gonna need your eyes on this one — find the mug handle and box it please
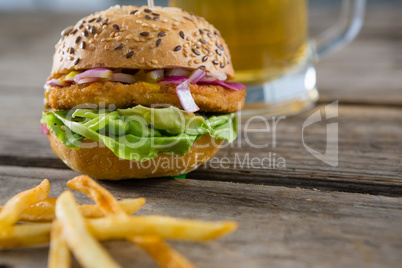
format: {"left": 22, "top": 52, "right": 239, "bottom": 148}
{"left": 312, "top": 0, "right": 366, "bottom": 61}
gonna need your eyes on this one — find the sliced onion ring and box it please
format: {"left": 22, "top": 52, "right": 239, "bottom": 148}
{"left": 46, "top": 78, "right": 68, "bottom": 87}
{"left": 75, "top": 77, "right": 100, "bottom": 84}
{"left": 166, "top": 68, "right": 191, "bottom": 77}
{"left": 188, "top": 69, "right": 206, "bottom": 84}
{"left": 74, "top": 68, "right": 112, "bottom": 83}
{"left": 176, "top": 80, "right": 199, "bottom": 113}
{"left": 199, "top": 80, "right": 246, "bottom": 90}
{"left": 41, "top": 123, "right": 49, "bottom": 135}
{"left": 112, "top": 73, "right": 136, "bottom": 84}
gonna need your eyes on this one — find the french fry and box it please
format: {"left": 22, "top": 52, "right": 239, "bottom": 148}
{"left": 0, "top": 223, "right": 51, "bottom": 249}
{"left": 56, "top": 191, "right": 121, "bottom": 268}
{"left": 0, "top": 179, "right": 49, "bottom": 229}
{"left": 68, "top": 175, "right": 196, "bottom": 268}
{"left": 0, "top": 215, "right": 236, "bottom": 248}
{"left": 128, "top": 236, "right": 196, "bottom": 268}
{"left": 67, "top": 175, "right": 127, "bottom": 217}
{"left": 48, "top": 221, "right": 70, "bottom": 268}
{"left": 87, "top": 216, "right": 237, "bottom": 242}
{"left": 0, "top": 197, "right": 146, "bottom": 223}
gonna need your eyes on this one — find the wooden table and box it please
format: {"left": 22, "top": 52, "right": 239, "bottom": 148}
{"left": 0, "top": 2, "right": 401, "bottom": 267}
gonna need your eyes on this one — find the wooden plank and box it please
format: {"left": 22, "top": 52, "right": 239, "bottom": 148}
{"left": 0, "top": 166, "right": 401, "bottom": 268}
{"left": 0, "top": 84, "right": 400, "bottom": 194}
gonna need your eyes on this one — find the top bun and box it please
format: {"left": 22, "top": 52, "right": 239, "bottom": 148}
{"left": 52, "top": 5, "right": 234, "bottom": 78}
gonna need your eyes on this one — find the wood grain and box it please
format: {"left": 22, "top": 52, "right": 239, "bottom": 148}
{"left": 0, "top": 166, "right": 401, "bottom": 268}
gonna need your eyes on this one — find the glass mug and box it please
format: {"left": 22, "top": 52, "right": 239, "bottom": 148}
{"left": 169, "top": 0, "right": 366, "bottom": 117}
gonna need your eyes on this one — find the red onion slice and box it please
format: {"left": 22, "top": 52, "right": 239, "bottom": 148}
{"left": 166, "top": 68, "right": 191, "bottom": 77}
{"left": 158, "top": 76, "right": 188, "bottom": 84}
{"left": 75, "top": 77, "right": 100, "bottom": 84}
{"left": 112, "top": 73, "right": 136, "bottom": 84}
{"left": 41, "top": 123, "right": 49, "bottom": 134}
{"left": 176, "top": 80, "right": 199, "bottom": 113}
{"left": 46, "top": 78, "right": 68, "bottom": 87}
{"left": 74, "top": 68, "right": 112, "bottom": 83}
{"left": 188, "top": 69, "right": 206, "bottom": 84}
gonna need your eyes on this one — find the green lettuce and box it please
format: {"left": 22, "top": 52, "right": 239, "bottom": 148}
{"left": 41, "top": 105, "right": 237, "bottom": 162}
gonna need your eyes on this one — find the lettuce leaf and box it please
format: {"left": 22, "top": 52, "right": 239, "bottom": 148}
{"left": 41, "top": 105, "right": 237, "bottom": 162}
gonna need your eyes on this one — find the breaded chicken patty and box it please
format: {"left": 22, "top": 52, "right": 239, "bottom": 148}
{"left": 45, "top": 81, "right": 246, "bottom": 113}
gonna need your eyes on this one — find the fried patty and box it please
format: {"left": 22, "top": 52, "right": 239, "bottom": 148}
{"left": 45, "top": 81, "right": 246, "bottom": 113}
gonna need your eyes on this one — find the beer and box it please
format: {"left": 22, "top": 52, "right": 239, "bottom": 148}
{"left": 169, "top": 0, "right": 308, "bottom": 85}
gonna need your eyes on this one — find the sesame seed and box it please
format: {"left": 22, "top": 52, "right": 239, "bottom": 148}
{"left": 207, "top": 33, "right": 214, "bottom": 38}
{"left": 192, "top": 48, "right": 201, "bottom": 55}
{"left": 117, "top": 36, "right": 123, "bottom": 41}
{"left": 73, "top": 58, "right": 80, "bottom": 65}
{"left": 153, "top": 16, "right": 160, "bottom": 21}
{"left": 183, "top": 16, "right": 193, "bottom": 22}
{"left": 88, "top": 18, "right": 96, "bottom": 23}
{"left": 89, "top": 38, "right": 94, "bottom": 44}
{"left": 199, "top": 38, "right": 207, "bottom": 44}
{"left": 216, "top": 49, "right": 221, "bottom": 55}
{"left": 152, "top": 12, "right": 160, "bottom": 16}
{"left": 105, "top": 43, "right": 111, "bottom": 49}
{"left": 194, "top": 59, "right": 201, "bottom": 64}
{"left": 82, "top": 30, "right": 88, "bottom": 37}
{"left": 144, "top": 8, "right": 152, "bottom": 13}
{"left": 145, "top": 15, "right": 152, "bottom": 20}
{"left": 220, "top": 63, "right": 225, "bottom": 68}
{"left": 139, "top": 57, "right": 145, "bottom": 63}
{"left": 94, "top": 33, "right": 99, "bottom": 38}
{"left": 158, "top": 31, "right": 166, "bottom": 37}
{"left": 114, "top": 43, "right": 123, "bottom": 50}
{"left": 75, "top": 36, "right": 81, "bottom": 44}
{"left": 199, "top": 29, "right": 204, "bottom": 35}
{"left": 136, "top": 20, "right": 142, "bottom": 24}
{"left": 101, "top": 19, "right": 109, "bottom": 25}
{"left": 156, "top": 38, "right": 162, "bottom": 47}
{"left": 69, "top": 47, "right": 74, "bottom": 54}
{"left": 140, "top": 32, "right": 149, "bottom": 36}
{"left": 151, "top": 59, "right": 158, "bottom": 64}
{"left": 70, "top": 29, "right": 78, "bottom": 35}
{"left": 162, "top": 18, "right": 168, "bottom": 23}
{"left": 179, "top": 31, "right": 185, "bottom": 39}
{"left": 126, "top": 34, "right": 133, "bottom": 39}
{"left": 126, "top": 51, "right": 134, "bottom": 58}
{"left": 102, "top": 25, "right": 107, "bottom": 30}
{"left": 90, "top": 26, "right": 96, "bottom": 34}
{"left": 85, "top": 25, "right": 91, "bottom": 30}
{"left": 113, "top": 24, "right": 120, "bottom": 31}
{"left": 80, "top": 41, "right": 86, "bottom": 49}
{"left": 69, "top": 56, "right": 74, "bottom": 61}
{"left": 142, "top": 23, "right": 149, "bottom": 27}
{"left": 212, "top": 59, "right": 219, "bottom": 65}
{"left": 202, "top": 56, "right": 208, "bottom": 62}
{"left": 173, "top": 22, "right": 179, "bottom": 26}
{"left": 216, "top": 43, "right": 225, "bottom": 51}
{"left": 130, "top": 10, "right": 138, "bottom": 15}
{"left": 96, "top": 17, "right": 102, "bottom": 23}
{"left": 199, "top": 65, "right": 206, "bottom": 70}
{"left": 134, "top": 37, "right": 140, "bottom": 42}
{"left": 174, "top": 45, "right": 182, "bottom": 51}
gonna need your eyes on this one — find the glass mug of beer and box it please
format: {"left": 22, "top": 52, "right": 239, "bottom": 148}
{"left": 169, "top": 0, "right": 366, "bottom": 117}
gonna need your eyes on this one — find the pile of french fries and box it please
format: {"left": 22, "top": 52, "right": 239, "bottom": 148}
{"left": 0, "top": 176, "right": 237, "bottom": 268}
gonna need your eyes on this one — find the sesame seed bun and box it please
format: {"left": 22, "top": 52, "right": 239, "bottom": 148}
{"left": 47, "top": 130, "right": 223, "bottom": 180}
{"left": 52, "top": 5, "right": 235, "bottom": 78}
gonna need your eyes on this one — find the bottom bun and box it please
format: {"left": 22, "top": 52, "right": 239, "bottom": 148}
{"left": 48, "top": 131, "right": 223, "bottom": 180}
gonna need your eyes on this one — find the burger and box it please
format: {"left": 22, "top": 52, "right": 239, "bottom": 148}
{"left": 41, "top": 5, "right": 246, "bottom": 180}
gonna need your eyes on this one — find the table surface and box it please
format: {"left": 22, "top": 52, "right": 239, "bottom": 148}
{"left": 0, "top": 2, "right": 401, "bottom": 268}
